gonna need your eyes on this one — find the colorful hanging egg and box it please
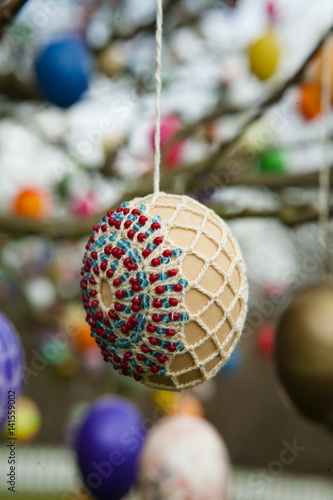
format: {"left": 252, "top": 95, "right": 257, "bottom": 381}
{"left": 69, "top": 190, "right": 99, "bottom": 219}
{"left": 249, "top": 31, "right": 280, "bottom": 81}
{"left": 12, "top": 187, "right": 52, "bottom": 220}
{"left": 0, "top": 312, "right": 25, "bottom": 431}
{"left": 75, "top": 397, "right": 146, "bottom": 500}
{"left": 256, "top": 322, "right": 275, "bottom": 358}
{"left": 153, "top": 390, "right": 180, "bottom": 414}
{"left": 80, "top": 193, "right": 248, "bottom": 391}
{"left": 61, "top": 303, "right": 96, "bottom": 352}
{"left": 309, "top": 46, "right": 333, "bottom": 104}
{"left": 97, "top": 42, "right": 127, "bottom": 78}
{"left": 275, "top": 283, "right": 333, "bottom": 426}
{"left": 298, "top": 83, "right": 322, "bottom": 121}
{"left": 219, "top": 346, "right": 243, "bottom": 375}
{"left": 139, "top": 415, "right": 230, "bottom": 500}
{"left": 258, "top": 149, "right": 287, "bottom": 175}
{"left": 266, "top": 1, "right": 280, "bottom": 23}
{"left": 5, "top": 396, "right": 42, "bottom": 445}
{"left": 34, "top": 35, "right": 92, "bottom": 108}
{"left": 39, "top": 334, "right": 73, "bottom": 367}
{"left": 174, "top": 392, "right": 204, "bottom": 417}
{"left": 153, "top": 390, "right": 204, "bottom": 417}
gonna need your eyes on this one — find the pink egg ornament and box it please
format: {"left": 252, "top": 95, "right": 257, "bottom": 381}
{"left": 69, "top": 190, "right": 99, "bottom": 219}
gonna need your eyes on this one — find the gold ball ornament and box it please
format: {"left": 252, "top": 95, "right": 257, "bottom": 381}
{"left": 81, "top": 193, "right": 248, "bottom": 390}
{"left": 249, "top": 31, "right": 280, "bottom": 81}
{"left": 97, "top": 42, "right": 127, "bottom": 78}
{"left": 275, "top": 283, "right": 333, "bottom": 426}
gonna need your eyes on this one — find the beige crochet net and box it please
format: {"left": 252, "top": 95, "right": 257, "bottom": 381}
{"left": 131, "top": 193, "right": 248, "bottom": 390}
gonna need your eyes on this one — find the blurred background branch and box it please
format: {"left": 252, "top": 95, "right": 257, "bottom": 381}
{"left": 0, "top": 0, "right": 29, "bottom": 35}
{"left": 0, "top": 196, "right": 330, "bottom": 239}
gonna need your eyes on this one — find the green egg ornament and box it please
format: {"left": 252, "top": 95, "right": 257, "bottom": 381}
{"left": 258, "top": 149, "right": 287, "bottom": 175}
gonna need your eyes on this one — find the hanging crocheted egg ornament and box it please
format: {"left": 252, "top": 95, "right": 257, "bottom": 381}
{"left": 80, "top": 193, "right": 248, "bottom": 391}
{"left": 274, "top": 283, "right": 333, "bottom": 426}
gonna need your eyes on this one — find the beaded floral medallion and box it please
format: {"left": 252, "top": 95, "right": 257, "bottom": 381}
{"left": 81, "top": 200, "right": 190, "bottom": 383}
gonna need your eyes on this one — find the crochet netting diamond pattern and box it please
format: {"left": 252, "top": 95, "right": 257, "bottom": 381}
{"left": 81, "top": 193, "right": 248, "bottom": 391}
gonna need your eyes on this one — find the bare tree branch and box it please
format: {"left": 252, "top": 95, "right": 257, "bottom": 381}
{"left": 190, "top": 24, "right": 333, "bottom": 178}
{"left": 0, "top": 0, "right": 29, "bottom": 35}
{"left": 163, "top": 23, "right": 333, "bottom": 183}
{"left": 0, "top": 199, "right": 331, "bottom": 240}
{"left": 99, "top": 23, "right": 333, "bottom": 197}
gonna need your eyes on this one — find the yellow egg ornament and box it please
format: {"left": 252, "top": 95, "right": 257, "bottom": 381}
{"left": 153, "top": 390, "right": 204, "bottom": 417}
{"left": 5, "top": 397, "right": 42, "bottom": 444}
{"left": 249, "top": 31, "right": 280, "bottom": 81}
{"left": 153, "top": 390, "right": 180, "bottom": 414}
{"left": 81, "top": 193, "right": 248, "bottom": 391}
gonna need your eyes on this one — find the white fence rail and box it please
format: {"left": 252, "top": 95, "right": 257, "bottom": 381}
{"left": 0, "top": 446, "right": 332, "bottom": 500}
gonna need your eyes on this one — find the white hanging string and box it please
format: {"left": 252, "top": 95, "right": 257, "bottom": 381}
{"left": 153, "top": 0, "right": 164, "bottom": 195}
{"left": 318, "top": 35, "right": 332, "bottom": 280}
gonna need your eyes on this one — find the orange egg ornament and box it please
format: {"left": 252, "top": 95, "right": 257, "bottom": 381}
{"left": 298, "top": 83, "right": 322, "bottom": 121}
{"left": 175, "top": 392, "right": 204, "bottom": 417}
{"left": 13, "top": 188, "right": 51, "bottom": 220}
{"left": 75, "top": 321, "right": 96, "bottom": 351}
{"left": 309, "top": 47, "right": 333, "bottom": 104}
{"left": 61, "top": 303, "right": 96, "bottom": 352}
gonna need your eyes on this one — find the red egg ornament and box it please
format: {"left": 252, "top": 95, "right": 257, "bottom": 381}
{"left": 256, "top": 322, "right": 275, "bottom": 358}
